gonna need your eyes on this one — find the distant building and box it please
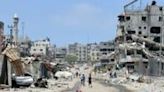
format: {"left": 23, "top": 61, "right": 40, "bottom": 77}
{"left": 19, "top": 36, "right": 31, "bottom": 57}
{"left": 68, "top": 43, "right": 78, "bottom": 55}
{"left": 30, "top": 38, "right": 50, "bottom": 55}
{"left": 55, "top": 47, "right": 67, "bottom": 62}
{"left": 68, "top": 43, "right": 87, "bottom": 62}
{"left": 77, "top": 45, "right": 87, "bottom": 62}
{"left": 48, "top": 44, "right": 56, "bottom": 60}
{"left": 68, "top": 42, "right": 115, "bottom": 63}
{"left": 99, "top": 41, "right": 115, "bottom": 64}
{"left": 87, "top": 43, "right": 99, "bottom": 62}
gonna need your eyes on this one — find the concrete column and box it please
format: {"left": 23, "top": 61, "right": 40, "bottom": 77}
{"left": 7, "top": 59, "right": 12, "bottom": 86}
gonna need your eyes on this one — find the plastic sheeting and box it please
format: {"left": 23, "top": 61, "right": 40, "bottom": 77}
{"left": 55, "top": 71, "right": 73, "bottom": 78}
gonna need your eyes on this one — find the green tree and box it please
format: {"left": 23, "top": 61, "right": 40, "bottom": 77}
{"left": 65, "top": 54, "right": 78, "bottom": 64}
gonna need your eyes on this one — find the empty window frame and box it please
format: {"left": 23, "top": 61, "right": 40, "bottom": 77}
{"left": 138, "top": 31, "right": 142, "bottom": 35}
{"left": 159, "top": 7, "right": 163, "bottom": 11}
{"left": 138, "top": 26, "right": 142, "bottom": 29}
{"left": 33, "top": 49, "right": 36, "bottom": 51}
{"left": 159, "top": 16, "right": 163, "bottom": 21}
{"left": 153, "top": 36, "right": 161, "bottom": 43}
{"left": 126, "top": 16, "right": 131, "bottom": 21}
{"left": 118, "top": 15, "right": 125, "bottom": 22}
{"left": 144, "top": 26, "right": 147, "bottom": 29}
{"left": 142, "top": 16, "right": 147, "bottom": 21}
{"left": 127, "top": 50, "right": 134, "bottom": 55}
{"left": 127, "top": 30, "right": 136, "bottom": 34}
{"left": 150, "top": 27, "right": 161, "bottom": 34}
{"left": 40, "top": 49, "right": 43, "bottom": 51}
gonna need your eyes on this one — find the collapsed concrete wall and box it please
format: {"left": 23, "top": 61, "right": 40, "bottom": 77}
{"left": 115, "top": 1, "right": 164, "bottom": 76}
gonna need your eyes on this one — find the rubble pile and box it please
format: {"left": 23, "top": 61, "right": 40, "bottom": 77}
{"left": 0, "top": 44, "right": 76, "bottom": 92}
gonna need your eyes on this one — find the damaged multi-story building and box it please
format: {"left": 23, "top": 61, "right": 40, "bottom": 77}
{"left": 0, "top": 21, "right": 4, "bottom": 53}
{"left": 87, "top": 43, "right": 99, "bottom": 62}
{"left": 55, "top": 47, "right": 67, "bottom": 62}
{"left": 30, "top": 38, "right": 51, "bottom": 55}
{"left": 115, "top": 0, "right": 164, "bottom": 76}
{"left": 68, "top": 43, "right": 87, "bottom": 62}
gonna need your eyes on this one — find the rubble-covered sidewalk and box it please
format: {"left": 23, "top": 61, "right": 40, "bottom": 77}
{"left": 1, "top": 77, "right": 79, "bottom": 92}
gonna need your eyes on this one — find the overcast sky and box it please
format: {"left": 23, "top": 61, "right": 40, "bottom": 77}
{"left": 0, "top": 0, "right": 164, "bottom": 46}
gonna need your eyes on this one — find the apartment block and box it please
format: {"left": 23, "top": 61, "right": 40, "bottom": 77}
{"left": 30, "top": 38, "right": 50, "bottom": 55}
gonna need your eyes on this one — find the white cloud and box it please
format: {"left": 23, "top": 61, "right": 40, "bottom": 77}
{"left": 50, "top": 3, "right": 113, "bottom": 30}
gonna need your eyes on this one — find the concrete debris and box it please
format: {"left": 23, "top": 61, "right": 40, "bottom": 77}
{"left": 34, "top": 78, "right": 48, "bottom": 88}
{"left": 0, "top": 84, "right": 10, "bottom": 89}
{"left": 127, "top": 74, "right": 141, "bottom": 81}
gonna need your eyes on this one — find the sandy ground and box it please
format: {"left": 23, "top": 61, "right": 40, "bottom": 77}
{"left": 0, "top": 78, "right": 79, "bottom": 92}
{"left": 80, "top": 81, "right": 119, "bottom": 92}
{"left": 2, "top": 66, "right": 164, "bottom": 92}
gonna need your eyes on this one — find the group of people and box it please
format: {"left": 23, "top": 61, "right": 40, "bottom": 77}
{"left": 80, "top": 73, "right": 92, "bottom": 87}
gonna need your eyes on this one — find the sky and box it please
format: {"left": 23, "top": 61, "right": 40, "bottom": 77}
{"left": 0, "top": 0, "right": 164, "bottom": 46}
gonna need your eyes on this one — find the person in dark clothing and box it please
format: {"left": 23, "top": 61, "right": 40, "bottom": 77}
{"left": 88, "top": 73, "right": 92, "bottom": 87}
{"left": 81, "top": 74, "right": 85, "bottom": 86}
{"left": 76, "top": 72, "right": 79, "bottom": 77}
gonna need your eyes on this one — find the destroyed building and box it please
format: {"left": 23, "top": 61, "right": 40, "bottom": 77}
{"left": 55, "top": 47, "right": 67, "bottom": 62}
{"left": 87, "top": 43, "right": 99, "bottom": 62}
{"left": 115, "top": 0, "right": 164, "bottom": 76}
{"left": 99, "top": 41, "right": 115, "bottom": 65}
{"left": 19, "top": 36, "right": 32, "bottom": 57}
{"left": 0, "top": 21, "right": 4, "bottom": 53}
{"left": 30, "top": 38, "right": 51, "bottom": 55}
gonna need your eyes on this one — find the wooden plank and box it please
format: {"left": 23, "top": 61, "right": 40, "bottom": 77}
{"left": 11, "top": 60, "right": 24, "bottom": 76}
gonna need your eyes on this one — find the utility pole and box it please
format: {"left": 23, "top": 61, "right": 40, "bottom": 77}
{"left": 7, "top": 25, "right": 13, "bottom": 87}
{"left": 8, "top": 25, "right": 13, "bottom": 45}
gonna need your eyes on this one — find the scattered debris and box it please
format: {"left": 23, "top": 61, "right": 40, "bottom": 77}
{"left": 34, "top": 78, "right": 48, "bottom": 88}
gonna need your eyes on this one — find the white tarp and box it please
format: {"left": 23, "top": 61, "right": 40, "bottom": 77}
{"left": 55, "top": 71, "right": 73, "bottom": 78}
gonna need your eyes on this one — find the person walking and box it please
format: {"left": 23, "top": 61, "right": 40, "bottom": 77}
{"left": 81, "top": 74, "right": 85, "bottom": 86}
{"left": 76, "top": 71, "right": 79, "bottom": 77}
{"left": 88, "top": 73, "right": 92, "bottom": 87}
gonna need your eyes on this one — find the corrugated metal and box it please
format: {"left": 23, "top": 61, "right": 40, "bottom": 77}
{"left": 11, "top": 60, "right": 24, "bottom": 76}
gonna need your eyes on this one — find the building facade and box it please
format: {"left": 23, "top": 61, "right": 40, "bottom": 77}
{"left": 30, "top": 38, "right": 50, "bottom": 55}
{"left": 98, "top": 41, "right": 115, "bottom": 64}
{"left": 68, "top": 42, "right": 115, "bottom": 63}
{"left": 55, "top": 47, "right": 67, "bottom": 62}
{"left": 87, "top": 43, "right": 99, "bottom": 62}
{"left": 19, "top": 36, "right": 31, "bottom": 57}
{"left": 68, "top": 43, "right": 88, "bottom": 62}
{"left": 116, "top": 1, "right": 164, "bottom": 75}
